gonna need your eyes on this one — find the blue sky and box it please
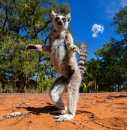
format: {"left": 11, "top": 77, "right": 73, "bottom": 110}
{"left": 58, "top": 0, "right": 127, "bottom": 59}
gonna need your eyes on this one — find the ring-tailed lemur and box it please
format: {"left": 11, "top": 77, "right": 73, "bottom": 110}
{"left": 26, "top": 11, "right": 88, "bottom": 121}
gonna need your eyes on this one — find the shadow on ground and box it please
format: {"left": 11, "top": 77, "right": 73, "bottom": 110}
{"left": 24, "top": 105, "right": 59, "bottom": 115}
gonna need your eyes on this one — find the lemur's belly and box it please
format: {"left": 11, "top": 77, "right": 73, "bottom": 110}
{"left": 50, "top": 39, "right": 67, "bottom": 74}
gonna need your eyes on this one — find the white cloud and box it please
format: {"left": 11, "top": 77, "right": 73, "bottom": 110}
{"left": 91, "top": 24, "right": 104, "bottom": 38}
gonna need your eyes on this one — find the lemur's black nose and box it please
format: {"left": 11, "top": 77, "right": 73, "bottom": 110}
{"left": 57, "top": 21, "right": 63, "bottom": 25}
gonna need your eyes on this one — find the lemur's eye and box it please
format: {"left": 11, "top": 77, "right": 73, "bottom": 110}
{"left": 62, "top": 18, "right": 66, "bottom": 22}
{"left": 55, "top": 17, "right": 60, "bottom": 22}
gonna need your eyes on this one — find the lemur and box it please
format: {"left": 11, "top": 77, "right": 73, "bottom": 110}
{"left": 26, "top": 11, "right": 88, "bottom": 121}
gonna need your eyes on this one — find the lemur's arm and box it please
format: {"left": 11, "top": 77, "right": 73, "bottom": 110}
{"left": 65, "top": 31, "right": 80, "bottom": 54}
{"left": 26, "top": 44, "right": 51, "bottom": 54}
{"left": 65, "top": 31, "right": 73, "bottom": 46}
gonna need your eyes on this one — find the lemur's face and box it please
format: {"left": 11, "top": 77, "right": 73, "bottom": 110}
{"left": 51, "top": 11, "right": 71, "bottom": 31}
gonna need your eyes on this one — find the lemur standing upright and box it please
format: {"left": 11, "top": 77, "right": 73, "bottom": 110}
{"left": 26, "top": 11, "right": 88, "bottom": 121}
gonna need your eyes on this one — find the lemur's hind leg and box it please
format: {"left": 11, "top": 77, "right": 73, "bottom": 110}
{"left": 55, "top": 71, "right": 81, "bottom": 121}
{"left": 49, "top": 76, "right": 68, "bottom": 114}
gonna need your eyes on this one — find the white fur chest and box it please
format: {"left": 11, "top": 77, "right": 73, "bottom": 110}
{"left": 50, "top": 38, "right": 67, "bottom": 73}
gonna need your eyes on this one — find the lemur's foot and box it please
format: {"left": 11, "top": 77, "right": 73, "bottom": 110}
{"left": 68, "top": 45, "right": 80, "bottom": 54}
{"left": 51, "top": 106, "right": 67, "bottom": 114}
{"left": 26, "top": 44, "right": 43, "bottom": 51}
{"left": 55, "top": 114, "right": 74, "bottom": 122}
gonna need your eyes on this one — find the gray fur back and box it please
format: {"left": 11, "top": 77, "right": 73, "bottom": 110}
{"left": 78, "top": 43, "right": 88, "bottom": 76}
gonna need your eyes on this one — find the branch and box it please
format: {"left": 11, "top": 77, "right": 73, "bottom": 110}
{"left": 33, "top": 20, "right": 51, "bottom": 38}
{"left": 0, "top": 112, "right": 27, "bottom": 120}
{"left": 1, "top": 8, "right": 8, "bottom": 34}
{"left": 31, "top": 1, "right": 39, "bottom": 15}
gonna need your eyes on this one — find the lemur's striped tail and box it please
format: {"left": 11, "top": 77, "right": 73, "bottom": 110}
{"left": 78, "top": 43, "right": 88, "bottom": 76}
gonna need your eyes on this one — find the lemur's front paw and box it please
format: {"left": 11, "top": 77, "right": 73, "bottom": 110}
{"left": 26, "top": 44, "right": 43, "bottom": 52}
{"left": 55, "top": 114, "right": 74, "bottom": 122}
{"left": 68, "top": 45, "right": 80, "bottom": 54}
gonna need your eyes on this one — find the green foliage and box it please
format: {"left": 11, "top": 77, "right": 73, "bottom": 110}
{"left": 113, "top": 6, "right": 127, "bottom": 37}
{"left": 80, "top": 82, "right": 87, "bottom": 93}
{"left": 0, "top": 0, "right": 71, "bottom": 92}
{"left": 38, "top": 78, "right": 54, "bottom": 92}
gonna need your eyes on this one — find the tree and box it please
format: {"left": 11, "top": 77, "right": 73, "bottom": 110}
{"left": 113, "top": 6, "right": 127, "bottom": 77}
{"left": 0, "top": 0, "right": 71, "bottom": 92}
{"left": 82, "top": 58, "right": 101, "bottom": 92}
{"left": 94, "top": 41, "right": 126, "bottom": 92}
{"left": 113, "top": 6, "right": 127, "bottom": 38}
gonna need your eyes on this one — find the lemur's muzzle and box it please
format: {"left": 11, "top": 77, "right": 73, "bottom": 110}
{"left": 57, "top": 20, "right": 63, "bottom": 26}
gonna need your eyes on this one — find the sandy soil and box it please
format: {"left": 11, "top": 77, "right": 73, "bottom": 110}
{"left": 0, "top": 92, "right": 127, "bottom": 130}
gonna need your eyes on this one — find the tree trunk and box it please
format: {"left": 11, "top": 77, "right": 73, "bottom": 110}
{"left": 118, "top": 84, "right": 120, "bottom": 92}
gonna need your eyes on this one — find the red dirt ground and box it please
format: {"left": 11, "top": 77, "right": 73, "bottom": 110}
{"left": 0, "top": 92, "right": 127, "bottom": 130}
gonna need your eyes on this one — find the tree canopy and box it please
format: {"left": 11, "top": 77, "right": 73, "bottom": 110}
{"left": 0, "top": 0, "right": 71, "bottom": 92}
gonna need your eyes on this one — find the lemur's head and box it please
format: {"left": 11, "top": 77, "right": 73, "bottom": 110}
{"left": 51, "top": 10, "right": 71, "bottom": 32}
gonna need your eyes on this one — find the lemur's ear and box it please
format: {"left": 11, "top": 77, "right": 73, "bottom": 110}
{"left": 51, "top": 10, "right": 56, "bottom": 18}
{"left": 66, "top": 13, "right": 71, "bottom": 22}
